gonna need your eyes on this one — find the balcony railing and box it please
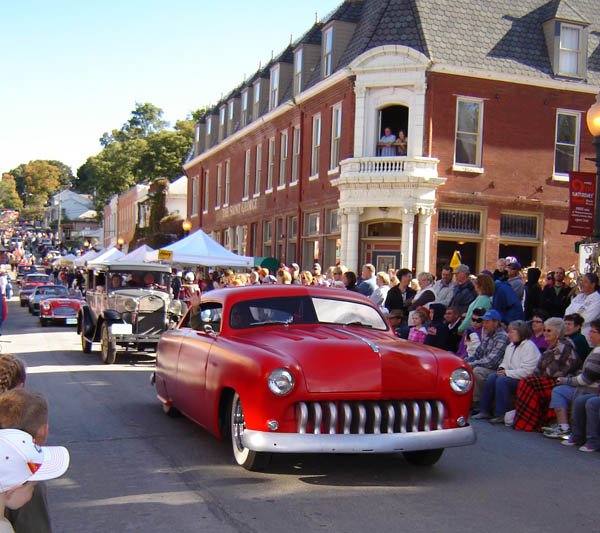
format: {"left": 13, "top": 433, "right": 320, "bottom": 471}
{"left": 339, "top": 156, "right": 440, "bottom": 181}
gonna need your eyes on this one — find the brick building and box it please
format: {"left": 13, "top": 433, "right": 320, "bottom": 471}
{"left": 183, "top": 0, "right": 600, "bottom": 274}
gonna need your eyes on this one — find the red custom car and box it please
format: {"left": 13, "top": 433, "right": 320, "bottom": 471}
{"left": 39, "top": 292, "right": 84, "bottom": 326}
{"left": 153, "top": 285, "right": 476, "bottom": 471}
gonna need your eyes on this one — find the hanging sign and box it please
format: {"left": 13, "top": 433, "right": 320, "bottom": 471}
{"left": 565, "top": 172, "right": 596, "bottom": 236}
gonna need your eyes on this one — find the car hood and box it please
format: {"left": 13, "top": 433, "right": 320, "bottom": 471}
{"left": 235, "top": 325, "right": 439, "bottom": 394}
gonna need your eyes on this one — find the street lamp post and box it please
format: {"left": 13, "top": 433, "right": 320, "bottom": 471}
{"left": 182, "top": 219, "right": 192, "bottom": 237}
{"left": 117, "top": 237, "right": 125, "bottom": 251}
{"left": 587, "top": 93, "right": 600, "bottom": 239}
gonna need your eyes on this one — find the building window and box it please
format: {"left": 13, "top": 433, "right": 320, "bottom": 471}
{"left": 311, "top": 114, "right": 321, "bottom": 177}
{"left": 228, "top": 101, "right": 234, "bottom": 121}
{"left": 500, "top": 213, "right": 539, "bottom": 240}
{"left": 330, "top": 103, "right": 342, "bottom": 170}
{"left": 279, "top": 130, "right": 288, "bottom": 188}
{"left": 224, "top": 159, "right": 230, "bottom": 206}
{"left": 223, "top": 227, "right": 231, "bottom": 249}
{"left": 255, "top": 143, "right": 262, "bottom": 196}
{"left": 323, "top": 27, "right": 333, "bottom": 77}
{"left": 454, "top": 97, "right": 484, "bottom": 169}
{"left": 267, "top": 137, "right": 275, "bottom": 191}
{"left": 191, "top": 175, "right": 199, "bottom": 215}
{"left": 305, "top": 212, "right": 320, "bottom": 236}
{"left": 554, "top": 110, "right": 580, "bottom": 177}
{"left": 202, "top": 170, "right": 209, "bottom": 213}
{"left": 291, "top": 125, "right": 301, "bottom": 184}
{"left": 220, "top": 106, "right": 225, "bottom": 127}
{"left": 262, "top": 220, "right": 272, "bottom": 257}
{"left": 270, "top": 65, "right": 280, "bottom": 111}
{"left": 216, "top": 164, "right": 222, "bottom": 208}
{"left": 241, "top": 90, "right": 249, "bottom": 127}
{"left": 243, "top": 150, "right": 251, "bottom": 199}
{"left": 294, "top": 48, "right": 303, "bottom": 94}
{"left": 206, "top": 117, "right": 212, "bottom": 136}
{"left": 253, "top": 81, "right": 261, "bottom": 120}
{"left": 559, "top": 24, "right": 582, "bottom": 77}
{"left": 328, "top": 208, "right": 339, "bottom": 233}
{"left": 438, "top": 208, "right": 481, "bottom": 235}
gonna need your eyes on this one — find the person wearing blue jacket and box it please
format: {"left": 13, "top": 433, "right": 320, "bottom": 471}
{"left": 492, "top": 275, "right": 525, "bottom": 325}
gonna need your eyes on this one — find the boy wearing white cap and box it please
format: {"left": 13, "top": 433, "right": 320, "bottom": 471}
{"left": 0, "top": 429, "right": 69, "bottom": 533}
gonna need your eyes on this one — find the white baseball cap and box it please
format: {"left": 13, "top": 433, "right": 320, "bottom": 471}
{"left": 0, "top": 429, "right": 70, "bottom": 492}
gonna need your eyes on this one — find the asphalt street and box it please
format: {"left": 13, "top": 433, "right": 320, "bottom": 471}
{"left": 3, "top": 297, "right": 599, "bottom": 533}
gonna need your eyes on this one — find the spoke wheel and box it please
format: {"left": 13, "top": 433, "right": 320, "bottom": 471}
{"left": 81, "top": 317, "right": 92, "bottom": 353}
{"left": 402, "top": 448, "right": 444, "bottom": 466}
{"left": 101, "top": 323, "right": 117, "bottom": 365}
{"left": 230, "top": 392, "right": 271, "bottom": 471}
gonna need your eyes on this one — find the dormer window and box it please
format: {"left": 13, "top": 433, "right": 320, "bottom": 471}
{"left": 219, "top": 106, "right": 225, "bottom": 126}
{"left": 253, "top": 80, "right": 261, "bottom": 120}
{"left": 228, "top": 101, "right": 234, "bottom": 121}
{"left": 543, "top": 16, "right": 588, "bottom": 79}
{"left": 241, "top": 89, "right": 249, "bottom": 127}
{"left": 323, "top": 27, "right": 333, "bottom": 77}
{"left": 294, "top": 48, "right": 303, "bottom": 94}
{"left": 206, "top": 117, "right": 212, "bottom": 136}
{"left": 270, "top": 65, "right": 280, "bottom": 111}
{"left": 559, "top": 24, "right": 582, "bottom": 76}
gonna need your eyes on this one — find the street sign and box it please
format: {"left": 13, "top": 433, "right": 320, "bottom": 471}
{"left": 566, "top": 172, "right": 596, "bottom": 236}
{"left": 157, "top": 249, "right": 173, "bottom": 261}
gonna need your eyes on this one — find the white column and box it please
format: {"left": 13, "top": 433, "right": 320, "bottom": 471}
{"left": 346, "top": 207, "right": 361, "bottom": 271}
{"left": 340, "top": 209, "right": 349, "bottom": 267}
{"left": 416, "top": 208, "right": 433, "bottom": 273}
{"left": 401, "top": 209, "right": 415, "bottom": 270}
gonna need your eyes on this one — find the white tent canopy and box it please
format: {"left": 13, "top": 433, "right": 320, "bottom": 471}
{"left": 74, "top": 248, "right": 102, "bottom": 267}
{"left": 146, "top": 229, "right": 253, "bottom": 267}
{"left": 52, "top": 253, "right": 78, "bottom": 267}
{"left": 87, "top": 247, "right": 125, "bottom": 265}
{"left": 115, "top": 244, "right": 155, "bottom": 263}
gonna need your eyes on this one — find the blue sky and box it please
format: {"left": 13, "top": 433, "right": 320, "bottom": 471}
{"left": 0, "top": 0, "right": 341, "bottom": 175}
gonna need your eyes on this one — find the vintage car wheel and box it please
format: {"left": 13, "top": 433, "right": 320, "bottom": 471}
{"left": 80, "top": 319, "right": 92, "bottom": 353}
{"left": 229, "top": 392, "right": 271, "bottom": 471}
{"left": 162, "top": 401, "right": 180, "bottom": 418}
{"left": 101, "top": 323, "right": 117, "bottom": 365}
{"left": 402, "top": 448, "right": 444, "bottom": 466}
{"left": 20, "top": 300, "right": 26, "bottom": 307}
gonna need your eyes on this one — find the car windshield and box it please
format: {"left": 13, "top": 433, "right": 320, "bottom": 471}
{"left": 37, "top": 286, "right": 68, "bottom": 297}
{"left": 229, "top": 296, "right": 388, "bottom": 330}
{"left": 26, "top": 275, "right": 50, "bottom": 283}
{"left": 109, "top": 271, "right": 170, "bottom": 292}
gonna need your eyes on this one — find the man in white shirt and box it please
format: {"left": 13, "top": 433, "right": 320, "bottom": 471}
{"left": 433, "top": 266, "right": 455, "bottom": 307}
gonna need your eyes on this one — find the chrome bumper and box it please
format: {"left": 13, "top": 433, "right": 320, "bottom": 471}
{"left": 242, "top": 426, "right": 476, "bottom": 454}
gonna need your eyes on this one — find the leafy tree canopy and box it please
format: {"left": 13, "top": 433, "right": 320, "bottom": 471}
{"left": 0, "top": 174, "right": 23, "bottom": 211}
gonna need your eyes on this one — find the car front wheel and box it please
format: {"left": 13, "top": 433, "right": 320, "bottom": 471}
{"left": 402, "top": 448, "right": 444, "bottom": 466}
{"left": 229, "top": 392, "right": 271, "bottom": 471}
{"left": 101, "top": 323, "right": 117, "bottom": 365}
{"left": 80, "top": 317, "right": 92, "bottom": 353}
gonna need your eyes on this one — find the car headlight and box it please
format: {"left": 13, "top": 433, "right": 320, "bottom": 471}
{"left": 267, "top": 368, "right": 294, "bottom": 396}
{"left": 41, "top": 302, "right": 51, "bottom": 310}
{"left": 123, "top": 298, "right": 137, "bottom": 312}
{"left": 449, "top": 368, "right": 472, "bottom": 394}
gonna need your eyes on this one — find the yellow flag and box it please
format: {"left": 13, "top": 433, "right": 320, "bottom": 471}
{"left": 449, "top": 250, "right": 462, "bottom": 270}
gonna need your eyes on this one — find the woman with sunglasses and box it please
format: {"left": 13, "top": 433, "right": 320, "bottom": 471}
{"left": 513, "top": 317, "right": 581, "bottom": 432}
{"left": 456, "top": 307, "right": 486, "bottom": 358}
{"left": 529, "top": 309, "right": 549, "bottom": 352}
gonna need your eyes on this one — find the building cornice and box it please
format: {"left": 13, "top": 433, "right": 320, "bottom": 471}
{"left": 430, "top": 62, "right": 600, "bottom": 95}
{"left": 183, "top": 68, "right": 351, "bottom": 171}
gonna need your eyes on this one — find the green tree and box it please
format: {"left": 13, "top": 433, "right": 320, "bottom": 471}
{"left": 138, "top": 128, "right": 193, "bottom": 181}
{"left": 0, "top": 174, "right": 23, "bottom": 210}
{"left": 10, "top": 160, "right": 72, "bottom": 197}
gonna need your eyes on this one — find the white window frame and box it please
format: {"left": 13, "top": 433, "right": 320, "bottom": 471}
{"left": 241, "top": 89, "right": 249, "bottom": 127}
{"left": 253, "top": 80, "right": 261, "bottom": 120}
{"left": 228, "top": 100, "right": 234, "bottom": 121}
{"left": 330, "top": 103, "right": 342, "bottom": 171}
{"left": 202, "top": 170, "right": 209, "bottom": 214}
{"left": 206, "top": 117, "right": 212, "bottom": 136}
{"left": 254, "top": 143, "right": 262, "bottom": 197}
{"left": 323, "top": 27, "right": 334, "bottom": 77}
{"left": 219, "top": 106, "right": 226, "bottom": 127}
{"left": 553, "top": 109, "right": 581, "bottom": 181}
{"left": 243, "top": 149, "right": 251, "bottom": 200}
{"left": 291, "top": 125, "right": 300, "bottom": 186}
{"left": 267, "top": 137, "right": 275, "bottom": 192}
{"left": 558, "top": 23, "right": 583, "bottom": 77}
{"left": 294, "top": 48, "right": 303, "bottom": 94}
{"left": 191, "top": 175, "right": 199, "bottom": 215}
{"left": 453, "top": 97, "right": 484, "bottom": 172}
{"left": 279, "top": 130, "right": 288, "bottom": 189}
{"left": 215, "top": 164, "right": 222, "bottom": 209}
{"left": 224, "top": 159, "right": 230, "bottom": 207}
{"left": 310, "top": 114, "right": 321, "bottom": 179}
{"left": 270, "top": 65, "right": 280, "bottom": 111}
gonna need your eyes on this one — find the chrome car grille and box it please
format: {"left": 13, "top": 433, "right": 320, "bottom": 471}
{"left": 295, "top": 400, "right": 445, "bottom": 435}
{"left": 54, "top": 307, "right": 76, "bottom": 317}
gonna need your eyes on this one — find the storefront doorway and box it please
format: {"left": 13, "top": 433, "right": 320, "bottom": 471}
{"left": 436, "top": 240, "right": 479, "bottom": 276}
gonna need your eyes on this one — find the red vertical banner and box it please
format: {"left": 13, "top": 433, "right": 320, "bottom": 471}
{"left": 566, "top": 172, "right": 597, "bottom": 236}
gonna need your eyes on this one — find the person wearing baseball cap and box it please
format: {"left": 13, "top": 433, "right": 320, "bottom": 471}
{"left": 448, "top": 264, "right": 477, "bottom": 315}
{"left": 507, "top": 261, "right": 525, "bottom": 302}
{"left": 0, "top": 428, "right": 69, "bottom": 529}
{"left": 465, "top": 309, "right": 510, "bottom": 410}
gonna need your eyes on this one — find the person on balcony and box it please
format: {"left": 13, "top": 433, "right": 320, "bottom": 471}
{"left": 378, "top": 127, "right": 397, "bottom": 157}
{"left": 394, "top": 130, "right": 407, "bottom": 156}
